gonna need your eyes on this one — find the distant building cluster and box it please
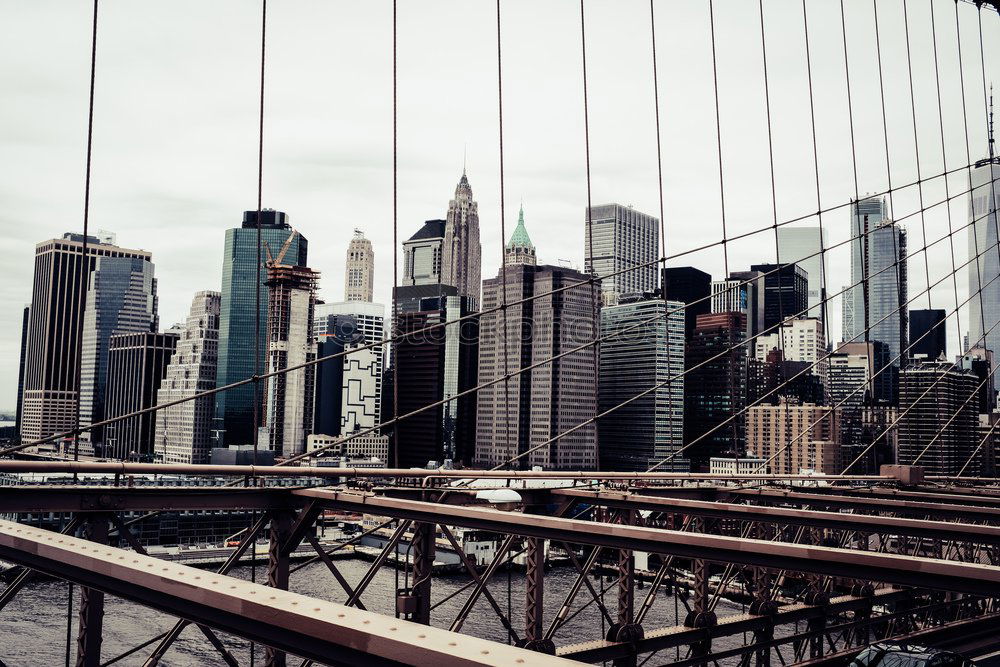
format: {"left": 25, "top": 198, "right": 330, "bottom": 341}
{"left": 12, "top": 148, "right": 1000, "bottom": 477}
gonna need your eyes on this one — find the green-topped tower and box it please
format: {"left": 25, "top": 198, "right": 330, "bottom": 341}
{"left": 505, "top": 204, "right": 536, "bottom": 266}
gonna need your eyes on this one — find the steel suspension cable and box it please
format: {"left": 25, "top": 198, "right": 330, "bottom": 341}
{"left": 391, "top": 0, "right": 399, "bottom": 467}
{"left": 495, "top": 0, "right": 512, "bottom": 472}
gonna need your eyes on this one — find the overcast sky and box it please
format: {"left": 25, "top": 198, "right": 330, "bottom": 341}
{"left": 1, "top": 0, "right": 998, "bottom": 412}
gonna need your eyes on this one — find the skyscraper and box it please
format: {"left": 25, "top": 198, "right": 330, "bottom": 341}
{"left": 750, "top": 263, "right": 809, "bottom": 333}
{"left": 20, "top": 233, "right": 152, "bottom": 451}
{"left": 747, "top": 400, "right": 842, "bottom": 475}
{"left": 898, "top": 361, "right": 978, "bottom": 476}
{"left": 505, "top": 205, "right": 536, "bottom": 266}
{"left": 661, "top": 267, "right": 711, "bottom": 341}
{"left": 584, "top": 204, "right": 659, "bottom": 306}
{"left": 776, "top": 226, "right": 827, "bottom": 319}
{"left": 909, "top": 309, "right": 947, "bottom": 361}
{"left": 104, "top": 331, "right": 178, "bottom": 460}
{"left": 15, "top": 306, "right": 28, "bottom": 440}
{"left": 599, "top": 293, "right": 686, "bottom": 471}
{"left": 842, "top": 197, "right": 908, "bottom": 368}
{"left": 396, "top": 219, "right": 457, "bottom": 315}
{"left": 477, "top": 216, "right": 599, "bottom": 470}
{"left": 215, "top": 210, "right": 307, "bottom": 447}
{"left": 967, "top": 131, "right": 1000, "bottom": 356}
{"left": 264, "top": 264, "right": 318, "bottom": 458}
{"left": 344, "top": 229, "right": 374, "bottom": 302}
{"left": 711, "top": 270, "right": 764, "bottom": 339}
{"left": 154, "top": 291, "right": 220, "bottom": 464}
{"left": 79, "top": 254, "right": 158, "bottom": 448}
{"left": 753, "top": 318, "right": 828, "bottom": 391}
{"left": 442, "top": 172, "right": 482, "bottom": 307}
{"left": 684, "top": 311, "right": 747, "bottom": 470}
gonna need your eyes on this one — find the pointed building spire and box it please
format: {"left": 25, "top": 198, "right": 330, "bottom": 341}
{"left": 990, "top": 83, "right": 995, "bottom": 159}
{"left": 505, "top": 203, "right": 536, "bottom": 266}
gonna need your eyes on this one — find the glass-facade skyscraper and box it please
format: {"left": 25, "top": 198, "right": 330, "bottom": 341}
{"left": 584, "top": 203, "right": 659, "bottom": 306}
{"left": 214, "top": 210, "right": 307, "bottom": 447}
{"left": 776, "top": 226, "right": 827, "bottom": 320}
{"left": 968, "top": 157, "right": 1000, "bottom": 356}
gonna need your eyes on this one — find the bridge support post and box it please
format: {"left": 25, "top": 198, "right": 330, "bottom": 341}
{"left": 750, "top": 523, "right": 777, "bottom": 667}
{"left": 521, "top": 536, "right": 555, "bottom": 653}
{"left": 608, "top": 510, "right": 643, "bottom": 667}
{"left": 410, "top": 522, "right": 435, "bottom": 625}
{"left": 76, "top": 514, "right": 110, "bottom": 667}
{"left": 265, "top": 510, "right": 294, "bottom": 667}
{"left": 685, "top": 518, "right": 717, "bottom": 666}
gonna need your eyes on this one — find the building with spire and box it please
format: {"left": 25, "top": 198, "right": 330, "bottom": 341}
{"left": 968, "top": 89, "right": 1000, "bottom": 358}
{"left": 505, "top": 204, "right": 536, "bottom": 266}
{"left": 344, "top": 229, "right": 374, "bottom": 302}
{"left": 442, "top": 171, "right": 482, "bottom": 308}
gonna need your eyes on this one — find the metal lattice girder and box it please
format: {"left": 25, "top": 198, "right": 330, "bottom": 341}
{"left": 555, "top": 489, "right": 1000, "bottom": 546}
{"left": 0, "top": 485, "right": 279, "bottom": 513}
{"left": 293, "top": 489, "right": 1000, "bottom": 595}
{"left": 0, "top": 520, "right": 577, "bottom": 667}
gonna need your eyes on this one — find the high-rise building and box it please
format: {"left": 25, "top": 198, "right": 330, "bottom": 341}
{"left": 599, "top": 293, "right": 685, "bottom": 471}
{"left": 477, "top": 224, "right": 599, "bottom": 470}
{"left": 264, "top": 265, "right": 318, "bottom": 458}
{"left": 968, "top": 144, "right": 1000, "bottom": 356}
{"left": 505, "top": 205, "right": 536, "bottom": 267}
{"left": 402, "top": 220, "right": 446, "bottom": 287}
{"left": 959, "top": 346, "right": 996, "bottom": 414}
{"left": 711, "top": 270, "right": 764, "bottom": 339}
{"left": 747, "top": 399, "right": 842, "bottom": 475}
{"left": 909, "top": 309, "right": 947, "bottom": 361}
{"left": 684, "top": 311, "right": 747, "bottom": 470}
{"left": 898, "top": 361, "right": 978, "bottom": 476}
{"left": 79, "top": 255, "right": 158, "bottom": 448}
{"left": 215, "top": 210, "right": 307, "bottom": 448}
{"left": 104, "top": 331, "right": 178, "bottom": 460}
{"left": 776, "top": 226, "right": 827, "bottom": 319}
{"left": 388, "top": 295, "right": 479, "bottom": 467}
{"left": 312, "top": 301, "right": 386, "bottom": 436}
{"left": 661, "top": 267, "right": 711, "bottom": 341}
{"left": 753, "top": 318, "right": 827, "bottom": 391}
{"left": 750, "top": 263, "right": 809, "bottom": 333}
{"left": 842, "top": 197, "right": 908, "bottom": 369}
{"left": 442, "top": 172, "right": 482, "bottom": 307}
{"left": 154, "top": 291, "right": 221, "bottom": 464}
{"left": 344, "top": 229, "right": 374, "bottom": 302}
{"left": 584, "top": 204, "right": 659, "bottom": 306}
{"left": 15, "top": 306, "right": 28, "bottom": 440}
{"left": 20, "top": 233, "right": 152, "bottom": 451}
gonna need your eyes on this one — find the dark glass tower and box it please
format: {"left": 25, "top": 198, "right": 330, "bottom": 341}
{"left": 214, "top": 210, "right": 307, "bottom": 447}
{"left": 749, "top": 263, "right": 809, "bottom": 333}
{"left": 661, "top": 266, "right": 711, "bottom": 341}
{"left": 909, "top": 309, "right": 947, "bottom": 361}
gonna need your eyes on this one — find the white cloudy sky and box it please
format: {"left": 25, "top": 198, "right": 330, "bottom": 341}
{"left": 1, "top": 0, "right": 998, "bottom": 412}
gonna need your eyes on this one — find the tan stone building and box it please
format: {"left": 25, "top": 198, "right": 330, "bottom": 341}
{"left": 746, "top": 399, "right": 843, "bottom": 475}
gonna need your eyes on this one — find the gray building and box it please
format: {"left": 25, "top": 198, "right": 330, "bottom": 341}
{"left": 20, "top": 233, "right": 152, "bottom": 451}
{"left": 599, "top": 293, "right": 686, "bottom": 471}
{"left": 79, "top": 253, "right": 158, "bottom": 448}
{"left": 842, "top": 197, "right": 908, "bottom": 368}
{"left": 442, "top": 172, "right": 482, "bottom": 307}
{"left": 898, "top": 361, "right": 978, "bottom": 476}
{"left": 968, "top": 152, "right": 1000, "bottom": 356}
{"left": 344, "top": 229, "right": 374, "bottom": 302}
{"left": 104, "top": 331, "right": 178, "bottom": 460}
{"left": 154, "top": 291, "right": 221, "bottom": 464}
{"left": 215, "top": 210, "right": 307, "bottom": 448}
{"left": 402, "top": 220, "right": 446, "bottom": 287}
{"left": 711, "top": 270, "right": 764, "bottom": 339}
{"left": 584, "top": 204, "right": 659, "bottom": 306}
{"left": 477, "top": 217, "right": 599, "bottom": 470}
{"left": 776, "top": 226, "right": 827, "bottom": 320}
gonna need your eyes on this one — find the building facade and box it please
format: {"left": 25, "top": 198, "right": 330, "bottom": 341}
{"left": 776, "top": 226, "right": 827, "bottom": 320}
{"left": 264, "top": 265, "right": 318, "bottom": 458}
{"left": 598, "top": 293, "right": 686, "bottom": 471}
{"left": 746, "top": 399, "right": 842, "bottom": 475}
{"left": 750, "top": 263, "right": 809, "bottom": 333}
{"left": 968, "top": 153, "right": 1000, "bottom": 357}
{"left": 104, "top": 331, "right": 178, "bottom": 460}
{"left": 711, "top": 270, "right": 764, "bottom": 339}
{"left": 344, "top": 229, "right": 374, "bottom": 302}
{"left": 661, "top": 266, "right": 711, "bottom": 341}
{"left": 753, "top": 317, "right": 828, "bottom": 391}
{"left": 909, "top": 308, "right": 947, "bottom": 361}
{"left": 215, "top": 210, "right": 307, "bottom": 448}
{"left": 20, "top": 233, "right": 152, "bottom": 450}
{"left": 154, "top": 291, "right": 221, "bottom": 464}
{"left": 584, "top": 203, "right": 659, "bottom": 306}
{"left": 79, "top": 254, "right": 158, "bottom": 448}
{"left": 442, "top": 172, "right": 482, "bottom": 307}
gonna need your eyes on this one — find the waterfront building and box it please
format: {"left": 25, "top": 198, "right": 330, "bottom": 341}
{"left": 584, "top": 203, "right": 659, "bottom": 306}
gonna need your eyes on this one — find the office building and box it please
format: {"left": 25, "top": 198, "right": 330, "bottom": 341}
{"left": 104, "top": 331, "right": 178, "bottom": 460}
{"left": 263, "top": 265, "right": 318, "bottom": 458}
{"left": 15, "top": 306, "right": 28, "bottom": 439}
{"left": 959, "top": 346, "right": 996, "bottom": 414}
{"left": 746, "top": 399, "right": 842, "bottom": 475}
{"left": 909, "top": 309, "right": 947, "bottom": 361}
{"left": 215, "top": 210, "right": 307, "bottom": 448}
{"left": 684, "top": 312, "right": 747, "bottom": 470}
{"left": 442, "top": 172, "right": 482, "bottom": 306}
{"left": 661, "top": 267, "right": 711, "bottom": 341}
{"left": 829, "top": 341, "right": 894, "bottom": 473}
{"left": 477, "top": 224, "right": 599, "bottom": 470}
{"left": 968, "top": 139, "right": 1000, "bottom": 357}
{"left": 842, "top": 197, "right": 908, "bottom": 368}
{"left": 750, "top": 263, "right": 809, "bottom": 333}
{"left": 388, "top": 295, "right": 479, "bottom": 467}
{"left": 776, "top": 226, "right": 827, "bottom": 319}
{"left": 344, "top": 229, "right": 374, "bottom": 302}
{"left": 584, "top": 203, "right": 659, "bottom": 306}
{"left": 753, "top": 317, "right": 827, "bottom": 390}
{"left": 154, "top": 291, "right": 221, "bottom": 464}
{"left": 20, "top": 233, "right": 152, "bottom": 451}
{"left": 598, "top": 293, "right": 686, "bottom": 471}
{"left": 403, "top": 220, "right": 446, "bottom": 287}
{"left": 306, "top": 432, "right": 389, "bottom": 464}
{"left": 747, "top": 349, "right": 825, "bottom": 408}
{"left": 79, "top": 254, "right": 158, "bottom": 448}
{"left": 711, "top": 270, "right": 764, "bottom": 339}
{"left": 898, "top": 362, "right": 978, "bottom": 476}
{"left": 505, "top": 205, "right": 536, "bottom": 266}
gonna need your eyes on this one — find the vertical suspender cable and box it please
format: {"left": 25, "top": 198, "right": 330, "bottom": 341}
{"left": 495, "top": 0, "right": 512, "bottom": 473}
{"left": 391, "top": 0, "right": 400, "bottom": 467}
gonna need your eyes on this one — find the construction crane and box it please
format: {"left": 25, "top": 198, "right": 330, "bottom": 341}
{"left": 263, "top": 229, "right": 299, "bottom": 268}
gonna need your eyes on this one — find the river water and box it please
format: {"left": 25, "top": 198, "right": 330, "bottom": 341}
{"left": 0, "top": 557, "right": 753, "bottom": 665}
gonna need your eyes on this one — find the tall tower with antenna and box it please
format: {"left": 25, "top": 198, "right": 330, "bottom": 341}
{"left": 967, "top": 85, "right": 1000, "bottom": 360}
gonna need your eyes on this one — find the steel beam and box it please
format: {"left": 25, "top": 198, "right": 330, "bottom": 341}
{"left": 0, "top": 520, "right": 576, "bottom": 667}
{"left": 75, "top": 515, "right": 109, "bottom": 667}
{"left": 0, "top": 486, "right": 280, "bottom": 513}
{"left": 293, "top": 489, "right": 1000, "bottom": 595}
